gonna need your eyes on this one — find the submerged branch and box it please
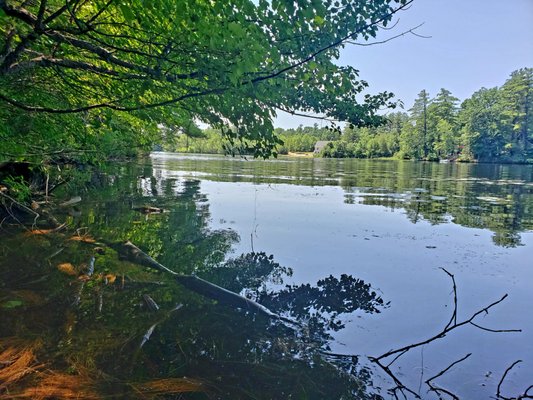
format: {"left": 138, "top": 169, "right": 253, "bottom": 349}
{"left": 425, "top": 353, "right": 472, "bottom": 400}
{"left": 113, "top": 241, "right": 301, "bottom": 328}
{"left": 374, "top": 275, "right": 520, "bottom": 363}
{"left": 496, "top": 360, "right": 533, "bottom": 400}
{"left": 367, "top": 269, "right": 522, "bottom": 398}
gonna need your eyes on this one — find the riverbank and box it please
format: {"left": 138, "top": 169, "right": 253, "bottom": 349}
{"left": 286, "top": 151, "right": 314, "bottom": 158}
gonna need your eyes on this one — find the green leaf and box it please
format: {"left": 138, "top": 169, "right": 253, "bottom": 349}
{"left": 2, "top": 300, "right": 24, "bottom": 309}
{"left": 120, "top": 4, "right": 135, "bottom": 21}
{"left": 314, "top": 15, "right": 325, "bottom": 26}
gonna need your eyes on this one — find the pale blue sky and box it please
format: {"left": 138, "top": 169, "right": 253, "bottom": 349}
{"left": 275, "top": 0, "right": 533, "bottom": 128}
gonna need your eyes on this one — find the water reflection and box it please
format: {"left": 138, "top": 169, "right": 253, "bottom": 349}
{"left": 0, "top": 163, "right": 387, "bottom": 399}
{"left": 151, "top": 153, "right": 533, "bottom": 247}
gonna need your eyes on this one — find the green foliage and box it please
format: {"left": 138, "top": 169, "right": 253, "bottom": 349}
{"left": 322, "top": 68, "right": 532, "bottom": 163}
{"left": 0, "top": 0, "right": 411, "bottom": 162}
{"left": 459, "top": 87, "right": 506, "bottom": 161}
{"left": 276, "top": 124, "right": 337, "bottom": 153}
{"left": 2, "top": 174, "right": 32, "bottom": 202}
{"left": 322, "top": 112, "right": 406, "bottom": 158}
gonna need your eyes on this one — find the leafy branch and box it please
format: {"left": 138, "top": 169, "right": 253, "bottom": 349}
{"left": 0, "top": 0, "right": 414, "bottom": 114}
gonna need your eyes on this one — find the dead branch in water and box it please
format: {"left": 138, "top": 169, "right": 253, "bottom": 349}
{"left": 496, "top": 360, "right": 533, "bottom": 400}
{"left": 0, "top": 191, "right": 40, "bottom": 229}
{"left": 425, "top": 353, "right": 472, "bottom": 400}
{"left": 364, "top": 268, "right": 522, "bottom": 399}
{"left": 114, "top": 241, "right": 301, "bottom": 328}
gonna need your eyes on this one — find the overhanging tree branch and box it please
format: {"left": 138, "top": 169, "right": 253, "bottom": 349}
{"left": 0, "top": 0, "right": 414, "bottom": 114}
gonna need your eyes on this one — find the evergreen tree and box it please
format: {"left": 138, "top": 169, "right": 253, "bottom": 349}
{"left": 409, "top": 90, "right": 431, "bottom": 158}
{"left": 500, "top": 68, "right": 532, "bottom": 158}
{"left": 428, "top": 88, "right": 459, "bottom": 158}
{"left": 458, "top": 87, "right": 506, "bottom": 161}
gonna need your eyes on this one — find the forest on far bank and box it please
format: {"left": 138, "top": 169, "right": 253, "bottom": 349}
{"left": 165, "top": 67, "right": 532, "bottom": 163}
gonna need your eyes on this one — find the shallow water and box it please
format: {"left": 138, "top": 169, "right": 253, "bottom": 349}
{"left": 1, "top": 153, "right": 532, "bottom": 399}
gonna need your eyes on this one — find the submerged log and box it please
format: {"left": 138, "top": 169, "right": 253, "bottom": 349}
{"left": 175, "top": 275, "right": 279, "bottom": 319}
{"left": 142, "top": 294, "right": 160, "bottom": 312}
{"left": 59, "top": 196, "right": 82, "bottom": 207}
{"left": 114, "top": 241, "right": 179, "bottom": 276}
{"left": 132, "top": 205, "right": 165, "bottom": 214}
{"left": 113, "top": 241, "right": 299, "bottom": 327}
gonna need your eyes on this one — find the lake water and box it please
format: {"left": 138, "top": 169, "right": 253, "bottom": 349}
{"left": 1, "top": 153, "right": 532, "bottom": 399}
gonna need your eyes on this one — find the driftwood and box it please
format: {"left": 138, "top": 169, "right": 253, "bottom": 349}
{"left": 114, "top": 241, "right": 299, "bottom": 326}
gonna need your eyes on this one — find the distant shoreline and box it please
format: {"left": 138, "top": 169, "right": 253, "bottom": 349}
{"left": 286, "top": 152, "right": 314, "bottom": 158}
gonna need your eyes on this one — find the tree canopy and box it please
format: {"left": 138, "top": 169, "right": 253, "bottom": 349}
{"left": 321, "top": 68, "right": 532, "bottom": 163}
{"left": 0, "top": 0, "right": 411, "bottom": 159}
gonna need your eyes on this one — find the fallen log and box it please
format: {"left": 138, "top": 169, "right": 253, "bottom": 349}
{"left": 175, "top": 275, "right": 279, "bottom": 320}
{"left": 113, "top": 241, "right": 299, "bottom": 327}
{"left": 113, "top": 241, "right": 179, "bottom": 276}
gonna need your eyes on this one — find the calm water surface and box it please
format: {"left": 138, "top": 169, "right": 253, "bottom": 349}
{"left": 1, "top": 153, "right": 532, "bottom": 399}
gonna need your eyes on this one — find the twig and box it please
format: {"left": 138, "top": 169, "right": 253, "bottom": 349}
{"left": 368, "top": 356, "right": 421, "bottom": 399}
{"left": 469, "top": 321, "right": 521, "bottom": 333}
{"left": 368, "top": 269, "right": 521, "bottom": 397}
{"left": 425, "top": 353, "right": 472, "bottom": 400}
{"left": 497, "top": 360, "right": 523, "bottom": 400}
{"left": 440, "top": 267, "right": 457, "bottom": 329}
{"left": 519, "top": 385, "right": 533, "bottom": 400}
{"left": 0, "top": 190, "right": 40, "bottom": 218}
{"left": 346, "top": 23, "right": 430, "bottom": 47}
{"left": 44, "top": 171, "right": 49, "bottom": 201}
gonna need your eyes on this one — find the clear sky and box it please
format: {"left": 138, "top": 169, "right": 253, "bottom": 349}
{"left": 274, "top": 0, "right": 533, "bottom": 128}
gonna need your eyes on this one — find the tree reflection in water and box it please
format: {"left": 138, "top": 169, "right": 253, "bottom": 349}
{"left": 0, "top": 164, "right": 387, "bottom": 399}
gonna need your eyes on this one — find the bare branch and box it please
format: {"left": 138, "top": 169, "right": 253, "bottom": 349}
{"left": 496, "top": 360, "right": 525, "bottom": 400}
{"left": 35, "top": 0, "right": 47, "bottom": 29}
{"left": 44, "top": 32, "right": 201, "bottom": 82}
{"left": 7, "top": 55, "right": 145, "bottom": 78}
{"left": 368, "top": 356, "right": 421, "bottom": 399}
{"left": 378, "top": 18, "right": 401, "bottom": 31}
{"left": 469, "top": 321, "right": 521, "bottom": 333}
{"left": 425, "top": 353, "right": 472, "bottom": 400}
{"left": 441, "top": 267, "right": 458, "bottom": 329}
{"left": 346, "top": 23, "right": 430, "bottom": 47}
{"left": 274, "top": 105, "right": 341, "bottom": 123}
{"left": 367, "top": 269, "right": 522, "bottom": 398}
{"left": 374, "top": 279, "right": 520, "bottom": 364}
{"left": 0, "top": 0, "right": 37, "bottom": 25}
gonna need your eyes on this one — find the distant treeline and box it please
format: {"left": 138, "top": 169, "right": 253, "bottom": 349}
{"left": 322, "top": 68, "right": 532, "bottom": 163}
{"left": 162, "top": 124, "right": 338, "bottom": 155}
{"left": 164, "top": 68, "right": 531, "bottom": 163}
